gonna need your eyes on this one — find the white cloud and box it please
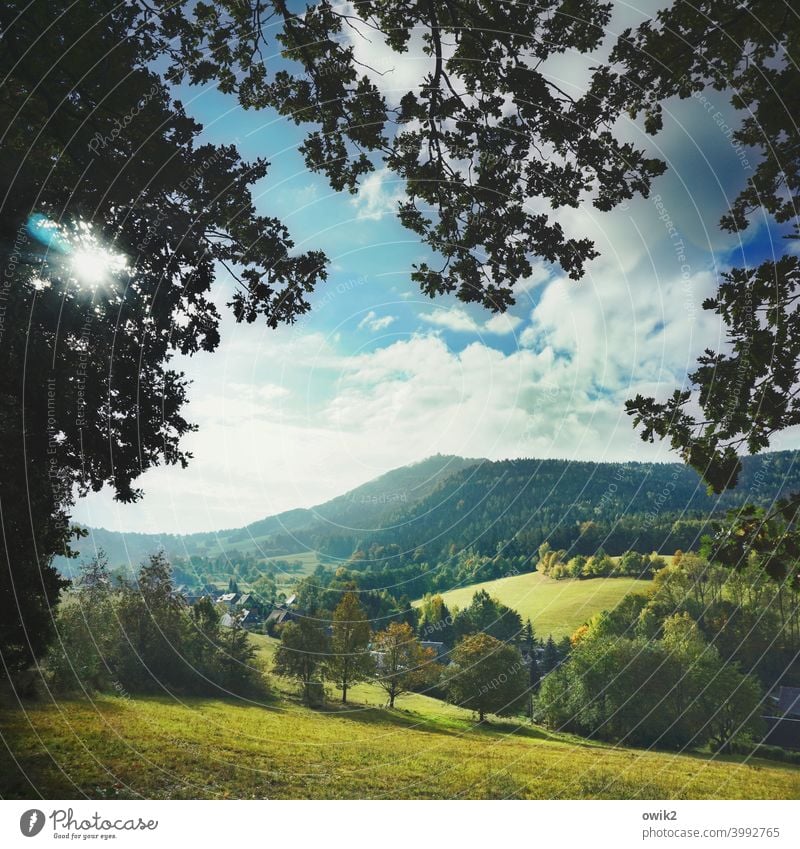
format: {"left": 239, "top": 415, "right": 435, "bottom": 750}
{"left": 338, "top": 5, "right": 440, "bottom": 105}
{"left": 420, "top": 307, "right": 480, "bottom": 333}
{"left": 519, "top": 259, "right": 723, "bottom": 409}
{"left": 351, "top": 168, "right": 405, "bottom": 220}
{"left": 485, "top": 313, "right": 523, "bottom": 334}
{"left": 421, "top": 306, "right": 524, "bottom": 335}
{"left": 358, "top": 311, "right": 397, "bottom": 332}
{"left": 513, "top": 263, "right": 553, "bottom": 294}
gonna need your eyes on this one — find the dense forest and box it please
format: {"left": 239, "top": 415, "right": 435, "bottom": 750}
{"left": 124, "top": 451, "right": 800, "bottom": 613}
{"left": 317, "top": 451, "right": 800, "bottom": 565}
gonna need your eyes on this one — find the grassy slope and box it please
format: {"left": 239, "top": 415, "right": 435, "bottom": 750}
{"left": 3, "top": 634, "right": 798, "bottom": 800}
{"left": 3, "top": 688, "right": 798, "bottom": 800}
{"left": 413, "top": 572, "right": 650, "bottom": 638}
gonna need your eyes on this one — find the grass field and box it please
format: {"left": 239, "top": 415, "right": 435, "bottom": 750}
{"left": 413, "top": 571, "right": 650, "bottom": 638}
{"left": 237, "top": 545, "right": 322, "bottom": 573}
{"left": 3, "top": 686, "right": 797, "bottom": 800}
{"left": 199, "top": 551, "right": 321, "bottom": 595}
{"left": 260, "top": 551, "right": 321, "bottom": 590}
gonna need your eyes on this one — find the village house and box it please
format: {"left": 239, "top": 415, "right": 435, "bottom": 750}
{"left": 419, "top": 641, "right": 448, "bottom": 660}
{"left": 762, "top": 686, "right": 800, "bottom": 750}
{"left": 264, "top": 594, "right": 300, "bottom": 632}
{"left": 216, "top": 591, "right": 239, "bottom": 610}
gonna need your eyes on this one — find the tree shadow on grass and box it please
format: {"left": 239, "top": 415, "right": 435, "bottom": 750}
{"left": 315, "top": 699, "right": 575, "bottom": 746}
{"left": 312, "top": 700, "right": 471, "bottom": 738}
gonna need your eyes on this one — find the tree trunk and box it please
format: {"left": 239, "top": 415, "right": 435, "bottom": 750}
{"left": 342, "top": 682, "right": 347, "bottom": 703}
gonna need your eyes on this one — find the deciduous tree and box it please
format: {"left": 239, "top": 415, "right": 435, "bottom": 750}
{"left": 137, "top": 0, "right": 663, "bottom": 310}
{"left": 617, "top": 1, "right": 800, "bottom": 489}
{"left": 326, "top": 592, "right": 373, "bottom": 704}
{"left": 441, "top": 632, "right": 528, "bottom": 722}
{"left": 273, "top": 615, "right": 330, "bottom": 705}
{"left": 372, "top": 621, "right": 437, "bottom": 709}
{"left": 0, "top": 0, "right": 327, "bottom": 677}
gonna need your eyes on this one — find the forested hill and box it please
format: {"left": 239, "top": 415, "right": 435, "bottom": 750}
{"left": 342, "top": 451, "right": 800, "bottom": 564}
{"left": 62, "top": 451, "right": 800, "bottom": 571}
{"left": 242, "top": 453, "right": 480, "bottom": 536}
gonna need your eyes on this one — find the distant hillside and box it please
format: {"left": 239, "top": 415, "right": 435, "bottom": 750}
{"left": 58, "top": 450, "right": 800, "bottom": 573}
{"left": 236, "top": 453, "right": 481, "bottom": 539}
{"left": 59, "top": 454, "right": 481, "bottom": 570}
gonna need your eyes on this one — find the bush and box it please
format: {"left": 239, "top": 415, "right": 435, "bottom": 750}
{"left": 725, "top": 741, "right": 800, "bottom": 765}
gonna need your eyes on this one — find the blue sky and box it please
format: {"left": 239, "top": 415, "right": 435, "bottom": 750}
{"left": 73, "top": 2, "right": 794, "bottom": 534}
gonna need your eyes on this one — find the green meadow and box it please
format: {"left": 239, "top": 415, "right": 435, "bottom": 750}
{"left": 414, "top": 571, "right": 651, "bottom": 638}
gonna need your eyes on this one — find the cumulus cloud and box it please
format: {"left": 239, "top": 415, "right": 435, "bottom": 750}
{"left": 421, "top": 306, "right": 523, "bottom": 335}
{"left": 338, "top": 3, "right": 444, "bottom": 104}
{"left": 513, "top": 264, "right": 553, "bottom": 294}
{"left": 358, "top": 311, "right": 397, "bottom": 332}
{"left": 318, "top": 332, "right": 677, "bottom": 481}
{"left": 485, "top": 313, "right": 523, "bottom": 334}
{"left": 351, "top": 168, "right": 405, "bottom": 220}
{"left": 420, "top": 307, "right": 480, "bottom": 333}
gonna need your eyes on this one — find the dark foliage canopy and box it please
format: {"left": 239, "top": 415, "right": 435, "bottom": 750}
{"left": 133, "top": 0, "right": 664, "bottom": 310}
{"left": 618, "top": 1, "right": 800, "bottom": 490}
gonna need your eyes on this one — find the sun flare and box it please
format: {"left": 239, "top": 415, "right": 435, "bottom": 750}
{"left": 69, "top": 244, "right": 128, "bottom": 287}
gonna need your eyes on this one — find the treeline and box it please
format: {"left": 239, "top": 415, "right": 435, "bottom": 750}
{"left": 537, "top": 550, "right": 800, "bottom": 750}
{"left": 273, "top": 592, "right": 435, "bottom": 707}
{"left": 169, "top": 552, "right": 305, "bottom": 600}
{"left": 46, "top": 552, "right": 266, "bottom": 698}
{"left": 416, "top": 589, "right": 571, "bottom": 683}
{"left": 288, "top": 566, "right": 569, "bottom": 663}
{"left": 55, "top": 456, "right": 478, "bottom": 569}
{"left": 283, "top": 545, "right": 549, "bottom": 624}
{"left": 329, "top": 547, "right": 532, "bottom": 601}
{"left": 58, "top": 453, "right": 800, "bottom": 580}
{"left": 284, "top": 541, "right": 651, "bottom": 613}
{"left": 278, "top": 547, "right": 793, "bottom": 754}
{"left": 270, "top": 509, "right": 710, "bottom": 564}
{"left": 538, "top": 546, "right": 667, "bottom": 579}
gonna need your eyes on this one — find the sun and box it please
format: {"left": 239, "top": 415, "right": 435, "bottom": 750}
{"left": 69, "top": 244, "right": 128, "bottom": 287}
{"left": 26, "top": 215, "right": 130, "bottom": 288}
